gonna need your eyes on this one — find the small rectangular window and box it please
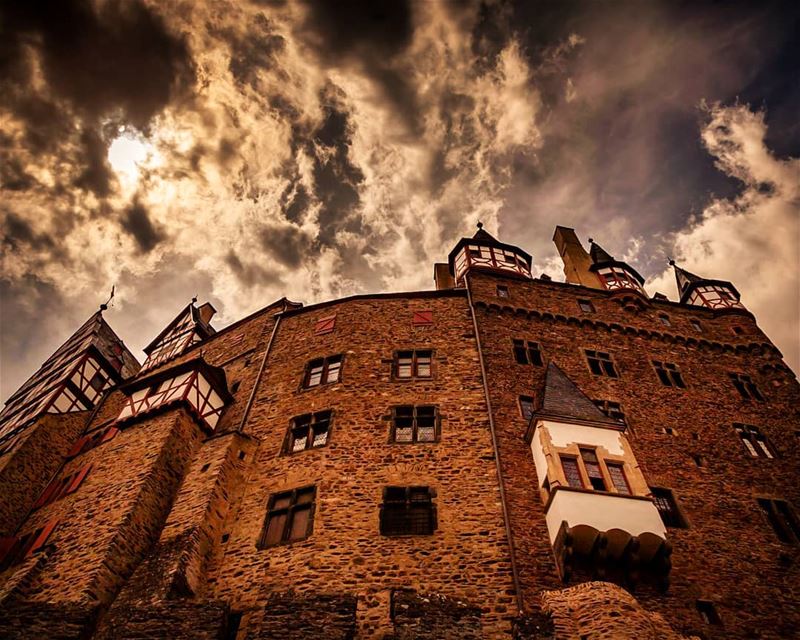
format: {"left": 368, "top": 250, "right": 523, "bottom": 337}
{"left": 380, "top": 486, "right": 436, "bottom": 536}
{"left": 560, "top": 456, "right": 583, "bottom": 489}
{"left": 578, "top": 299, "right": 595, "bottom": 313}
{"left": 757, "top": 498, "right": 800, "bottom": 544}
{"left": 690, "top": 320, "right": 702, "bottom": 332}
{"left": 592, "top": 399, "right": 625, "bottom": 424}
{"left": 259, "top": 486, "right": 316, "bottom": 547}
{"left": 585, "top": 350, "right": 618, "bottom": 378}
{"left": 734, "top": 424, "right": 774, "bottom": 459}
{"left": 651, "top": 487, "right": 687, "bottom": 528}
{"left": 732, "top": 326, "right": 744, "bottom": 335}
{"left": 729, "top": 373, "right": 764, "bottom": 401}
{"left": 512, "top": 340, "right": 543, "bottom": 366}
{"left": 286, "top": 411, "right": 332, "bottom": 453}
{"left": 696, "top": 600, "right": 722, "bottom": 625}
{"left": 391, "top": 406, "right": 438, "bottom": 443}
{"left": 394, "top": 350, "right": 433, "bottom": 379}
{"left": 496, "top": 285, "right": 509, "bottom": 298}
{"left": 519, "top": 396, "right": 535, "bottom": 421}
{"left": 606, "top": 462, "right": 631, "bottom": 495}
{"left": 314, "top": 315, "right": 336, "bottom": 335}
{"left": 652, "top": 360, "right": 686, "bottom": 388}
{"left": 658, "top": 314, "right": 671, "bottom": 327}
{"left": 412, "top": 310, "right": 433, "bottom": 326}
{"left": 579, "top": 448, "right": 606, "bottom": 491}
{"left": 303, "top": 355, "right": 342, "bottom": 388}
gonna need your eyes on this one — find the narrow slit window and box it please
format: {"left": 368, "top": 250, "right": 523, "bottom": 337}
{"left": 519, "top": 396, "right": 535, "bottom": 421}
{"left": 696, "top": 600, "right": 722, "bottom": 625}
{"left": 560, "top": 456, "right": 583, "bottom": 489}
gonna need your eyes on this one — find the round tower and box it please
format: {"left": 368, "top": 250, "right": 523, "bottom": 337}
{"left": 447, "top": 222, "right": 533, "bottom": 286}
{"left": 670, "top": 261, "right": 744, "bottom": 309}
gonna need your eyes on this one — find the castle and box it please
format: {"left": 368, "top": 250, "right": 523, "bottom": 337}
{"left": 0, "top": 225, "right": 797, "bottom": 639}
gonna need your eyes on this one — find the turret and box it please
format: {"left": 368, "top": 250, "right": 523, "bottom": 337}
{"left": 670, "top": 261, "right": 744, "bottom": 310}
{"left": 587, "top": 239, "right": 646, "bottom": 294}
{"left": 140, "top": 299, "right": 217, "bottom": 372}
{"left": 442, "top": 222, "right": 533, "bottom": 288}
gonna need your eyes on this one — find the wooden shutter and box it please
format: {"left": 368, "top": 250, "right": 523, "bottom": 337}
{"left": 33, "top": 477, "right": 61, "bottom": 510}
{"left": 412, "top": 310, "right": 433, "bottom": 326}
{"left": 66, "top": 436, "right": 90, "bottom": 458}
{"left": 65, "top": 464, "right": 92, "bottom": 495}
{"left": 314, "top": 315, "right": 336, "bottom": 335}
{"left": 101, "top": 426, "right": 119, "bottom": 443}
{"left": 26, "top": 519, "right": 59, "bottom": 557}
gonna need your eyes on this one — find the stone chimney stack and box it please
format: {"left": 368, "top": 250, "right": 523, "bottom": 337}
{"left": 552, "top": 226, "right": 600, "bottom": 288}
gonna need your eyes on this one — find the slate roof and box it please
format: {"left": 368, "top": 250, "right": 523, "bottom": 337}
{"left": 534, "top": 362, "right": 622, "bottom": 427}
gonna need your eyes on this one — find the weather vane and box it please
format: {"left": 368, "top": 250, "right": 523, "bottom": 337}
{"left": 99, "top": 285, "right": 115, "bottom": 312}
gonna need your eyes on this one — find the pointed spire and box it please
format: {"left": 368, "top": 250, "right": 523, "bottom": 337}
{"left": 472, "top": 221, "right": 498, "bottom": 243}
{"left": 535, "top": 363, "right": 622, "bottom": 427}
{"left": 669, "top": 260, "right": 702, "bottom": 294}
{"left": 588, "top": 238, "right": 615, "bottom": 265}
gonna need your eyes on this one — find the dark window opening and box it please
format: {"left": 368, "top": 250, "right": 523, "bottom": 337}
{"left": 580, "top": 448, "right": 607, "bottom": 491}
{"left": 729, "top": 373, "right": 764, "bottom": 401}
{"left": 286, "top": 411, "right": 332, "bottom": 453}
{"left": 690, "top": 320, "right": 702, "bottom": 332}
{"left": 653, "top": 360, "right": 686, "bottom": 388}
{"left": 651, "top": 487, "right": 687, "bottom": 528}
{"left": 380, "top": 486, "right": 436, "bottom": 536}
{"left": 732, "top": 326, "right": 744, "bottom": 335}
{"left": 519, "top": 396, "right": 535, "bottom": 421}
{"left": 497, "top": 285, "right": 509, "bottom": 298}
{"left": 303, "top": 355, "right": 342, "bottom": 388}
{"left": 391, "top": 406, "right": 438, "bottom": 443}
{"left": 259, "top": 486, "right": 316, "bottom": 547}
{"left": 394, "top": 350, "right": 432, "bottom": 379}
{"left": 696, "top": 600, "right": 722, "bottom": 625}
{"left": 224, "top": 612, "right": 242, "bottom": 640}
{"left": 513, "top": 339, "right": 543, "bottom": 366}
{"left": 578, "top": 299, "right": 595, "bottom": 313}
{"left": 658, "top": 314, "right": 671, "bottom": 327}
{"left": 586, "top": 350, "right": 618, "bottom": 377}
{"left": 734, "top": 424, "right": 774, "bottom": 459}
{"left": 757, "top": 498, "right": 800, "bottom": 544}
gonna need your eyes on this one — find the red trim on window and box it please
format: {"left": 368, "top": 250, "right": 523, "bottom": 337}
{"left": 314, "top": 315, "right": 337, "bottom": 335}
{"left": 65, "top": 464, "right": 92, "bottom": 495}
{"left": 26, "top": 519, "right": 59, "bottom": 557}
{"left": 412, "top": 310, "right": 433, "bottom": 326}
{"left": 32, "top": 478, "right": 61, "bottom": 510}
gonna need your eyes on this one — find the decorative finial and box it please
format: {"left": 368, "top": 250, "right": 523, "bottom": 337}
{"left": 668, "top": 258, "right": 676, "bottom": 266}
{"left": 588, "top": 237, "right": 594, "bottom": 244}
{"left": 191, "top": 295, "right": 198, "bottom": 305}
{"left": 99, "top": 285, "right": 115, "bottom": 313}
{"left": 477, "top": 221, "right": 483, "bottom": 230}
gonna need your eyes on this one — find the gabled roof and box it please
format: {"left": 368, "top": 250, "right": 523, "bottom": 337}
{"left": 534, "top": 363, "right": 622, "bottom": 428}
{"left": 143, "top": 302, "right": 216, "bottom": 355}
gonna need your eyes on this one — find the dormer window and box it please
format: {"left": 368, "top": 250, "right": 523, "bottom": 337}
{"left": 141, "top": 303, "right": 216, "bottom": 372}
{"left": 117, "top": 361, "right": 229, "bottom": 430}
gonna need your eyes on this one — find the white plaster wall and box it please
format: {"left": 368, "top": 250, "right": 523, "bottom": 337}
{"left": 545, "top": 490, "right": 667, "bottom": 544}
{"left": 541, "top": 420, "right": 625, "bottom": 454}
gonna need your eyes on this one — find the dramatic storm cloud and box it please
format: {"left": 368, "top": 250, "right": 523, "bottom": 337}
{"left": 1, "top": 0, "right": 798, "bottom": 399}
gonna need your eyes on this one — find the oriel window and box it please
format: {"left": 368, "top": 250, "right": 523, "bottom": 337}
{"left": 513, "top": 340, "right": 543, "bottom": 366}
{"left": 734, "top": 424, "right": 774, "bottom": 459}
{"left": 585, "top": 350, "right": 618, "bottom": 378}
{"left": 259, "top": 486, "right": 316, "bottom": 547}
{"left": 394, "top": 350, "right": 432, "bottom": 379}
{"left": 304, "top": 355, "right": 342, "bottom": 388}
{"left": 286, "top": 411, "right": 332, "bottom": 453}
{"left": 391, "top": 406, "right": 438, "bottom": 443}
{"left": 653, "top": 360, "right": 686, "bottom": 388}
{"left": 380, "top": 486, "right": 436, "bottom": 536}
{"left": 729, "top": 373, "right": 764, "bottom": 401}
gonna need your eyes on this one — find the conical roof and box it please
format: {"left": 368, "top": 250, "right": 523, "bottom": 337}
{"left": 535, "top": 362, "right": 622, "bottom": 427}
{"left": 589, "top": 240, "right": 615, "bottom": 264}
{"left": 472, "top": 223, "right": 498, "bottom": 243}
{"left": 670, "top": 261, "right": 702, "bottom": 294}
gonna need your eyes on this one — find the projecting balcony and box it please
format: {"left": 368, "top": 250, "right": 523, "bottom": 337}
{"left": 545, "top": 487, "right": 671, "bottom": 590}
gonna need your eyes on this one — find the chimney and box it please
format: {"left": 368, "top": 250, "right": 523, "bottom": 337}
{"left": 197, "top": 302, "right": 217, "bottom": 326}
{"left": 552, "top": 226, "right": 601, "bottom": 288}
{"left": 433, "top": 263, "right": 455, "bottom": 290}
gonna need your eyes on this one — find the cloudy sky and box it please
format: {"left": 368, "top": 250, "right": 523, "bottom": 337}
{"left": 1, "top": 0, "right": 798, "bottom": 400}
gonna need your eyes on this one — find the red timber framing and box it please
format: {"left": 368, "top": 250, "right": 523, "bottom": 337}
{"left": 687, "top": 285, "right": 744, "bottom": 310}
{"left": 594, "top": 265, "right": 645, "bottom": 294}
{"left": 117, "top": 359, "right": 231, "bottom": 431}
{"left": 453, "top": 244, "right": 532, "bottom": 284}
